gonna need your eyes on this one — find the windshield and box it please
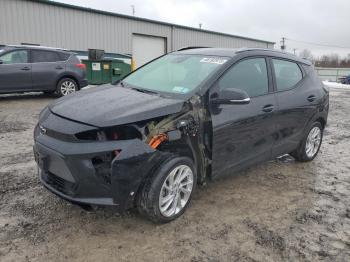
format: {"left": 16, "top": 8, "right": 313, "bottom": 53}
{"left": 122, "top": 54, "right": 229, "bottom": 96}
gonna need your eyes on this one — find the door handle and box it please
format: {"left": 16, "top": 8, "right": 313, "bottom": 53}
{"left": 55, "top": 66, "right": 63, "bottom": 70}
{"left": 21, "top": 66, "right": 30, "bottom": 71}
{"left": 307, "top": 95, "right": 316, "bottom": 102}
{"left": 262, "top": 104, "right": 274, "bottom": 113}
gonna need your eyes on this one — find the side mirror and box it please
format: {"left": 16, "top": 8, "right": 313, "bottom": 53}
{"left": 211, "top": 88, "right": 250, "bottom": 105}
{"left": 0, "top": 59, "right": 3, "bottom": 65}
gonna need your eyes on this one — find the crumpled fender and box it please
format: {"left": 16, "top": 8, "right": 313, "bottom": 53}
{"left": 110, "top": 139, "right": 171, "bottom": 211}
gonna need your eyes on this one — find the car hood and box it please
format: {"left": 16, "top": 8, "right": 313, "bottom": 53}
{"left": 49, "top": 84, "right": 185, "bottom": 127}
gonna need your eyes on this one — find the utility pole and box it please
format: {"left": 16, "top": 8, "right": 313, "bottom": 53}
{"left": 293, "top": 48, "right": 297, "bottom": 55}
{"left": 131, "top": 5, "right": 135, "bottom": 16}
{"left": 280, "top": 37, "right": 286, "bottom": 51}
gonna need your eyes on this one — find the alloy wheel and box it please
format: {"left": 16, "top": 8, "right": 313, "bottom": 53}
{"left": 305, "top": 126, "right": 322, "bottom": 158}
{"left": 60, "top": 81, "right": 76, "bottom": 96}
{"left": 159, "top": 165, "right": 194, "bottom": 217}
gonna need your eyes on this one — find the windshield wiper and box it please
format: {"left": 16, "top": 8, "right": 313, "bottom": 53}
{"left": 119, "top": 81, "right": 160, "bottom": 95}
{"left": 131, "top": 87, "right": 159, "bottom": 95}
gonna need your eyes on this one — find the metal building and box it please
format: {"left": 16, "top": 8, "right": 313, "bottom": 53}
{"left": 0, "top": 0, "right": 275, "bottom": 67}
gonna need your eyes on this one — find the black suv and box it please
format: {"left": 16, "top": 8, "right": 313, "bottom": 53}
{"left": 0, "top": 45, "right": 88, "bottom": 96}
{"left": 34, "top": 48, "right": 329, "bottom": 223}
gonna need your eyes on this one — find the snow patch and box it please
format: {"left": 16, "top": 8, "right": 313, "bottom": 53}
{"left": 323, "top": 81, "right": 350, "bottom": 89}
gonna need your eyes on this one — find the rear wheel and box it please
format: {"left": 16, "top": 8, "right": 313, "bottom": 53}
{"left": 137, "top": 156, "right": 196, "bottom": 223}
{"left": 56, "top": 78, "right": 78, "bottom": 97}
{"left": 290, "top": 122, "right": 323, "bottom": 162}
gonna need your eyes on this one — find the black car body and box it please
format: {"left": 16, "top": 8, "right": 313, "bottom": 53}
{"left": 33, "top": 48, "right": 329, "bottom": 222}
{"left": 0, "top": 45, "right": 88, "bottom": 95}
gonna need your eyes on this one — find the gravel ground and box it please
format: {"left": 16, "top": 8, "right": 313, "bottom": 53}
{"left": 0, "top": 88, "right": 349, "bottom": 262}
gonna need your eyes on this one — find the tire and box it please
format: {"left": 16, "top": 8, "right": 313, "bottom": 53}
{"left": 56, "top": 78, "right": 78, "bottom": 97}
{"left": 137, "top": 156, "right": 197, "bottom": 223}
{"left": 290, "top": 122, "right": 323, "bottom": 162}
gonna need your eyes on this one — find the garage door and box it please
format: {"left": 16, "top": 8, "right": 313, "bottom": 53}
{"left": 132, "top": 34, "right": 166, "bottom": 68}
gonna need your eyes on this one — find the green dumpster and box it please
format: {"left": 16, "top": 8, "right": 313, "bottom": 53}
{"left": 83, "top": 59, "right": 131, "bottom": 85}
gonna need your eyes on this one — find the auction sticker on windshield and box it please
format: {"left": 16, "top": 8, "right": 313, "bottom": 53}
{"left": 200, "top": 57, "right": 228, "bottom": 65}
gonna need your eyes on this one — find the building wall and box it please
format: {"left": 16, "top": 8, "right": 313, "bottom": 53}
{"left": 0, "top": 0, "right": 274, "bottom": 54}
{"left": 173, "top": 27, "right": 273, "bottom": 50}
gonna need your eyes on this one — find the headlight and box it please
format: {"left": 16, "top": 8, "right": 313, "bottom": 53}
{"left": 75, "top": 125, "right": 142, "bottom": 141}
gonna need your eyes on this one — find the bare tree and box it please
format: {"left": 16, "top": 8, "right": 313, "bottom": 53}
{"left": 315, "top": 53, "right": 350, "bottom": 68}
{"left": 329, "top": 53, "right": 340, "bottom": 67}
{"left": 299, "top": 49, "right": 314, "bottom": 61}
{"left": 339, "top": 57, "right": 349, "bottom": 67}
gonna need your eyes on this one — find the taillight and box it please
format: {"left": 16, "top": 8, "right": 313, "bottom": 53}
{"left": 75, "top": 63, "right": 86, "bottom": 70}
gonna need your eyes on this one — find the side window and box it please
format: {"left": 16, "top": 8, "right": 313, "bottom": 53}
{"left": 58, "top": 52, "right": 71, "bottom": 61}
{"left": 219, "top": 58, "right": 269, "bottom": 97}
{"left": 0, "top": 50, "right": 28, "bottom": 64}
{"left": 31, "top": 50, "right": 60, "bottom": 63}
{"left": 272, "top": 59, "right": 303, "bottom": 91}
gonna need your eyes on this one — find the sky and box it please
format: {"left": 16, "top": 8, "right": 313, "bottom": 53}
{"left": 56, "top": 0, "right": 350, "bottom": 58}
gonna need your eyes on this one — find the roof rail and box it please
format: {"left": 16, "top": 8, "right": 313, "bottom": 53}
{"left": 177, "top": 46, "right": 210, "bottom": 51}
{"left": 236, "top": 47, "right": 299, "bottom": 56}
{"left": 236, "top": 48, "right": 311, "bottom": 65}
{"left": 236, "top": 47, "right": 279, "bottom": 53}
{"left": 21, "top": 43, "right": 40, "bottom": 46}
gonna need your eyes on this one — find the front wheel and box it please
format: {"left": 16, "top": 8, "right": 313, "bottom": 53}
{"left": 56, "top": 78, "right": 78, "bottom": 97}
{"left": 137, "top": 156, "right": 196, "bottom": 223}
{"left": 290, "top": 122, "right": 323, "bottom": 162}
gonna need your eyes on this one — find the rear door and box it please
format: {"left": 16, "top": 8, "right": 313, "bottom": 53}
{"left": 30, "top": 50, "right": 66, "bottom": 91}
{"left": 0, "top": 49, "right": 32, "bottom": 92}
{"left": 270, "top": 58, "right": 318, "bottom": 156}
{"left": 210, "top": 57, "right": 278, "bottom": 178}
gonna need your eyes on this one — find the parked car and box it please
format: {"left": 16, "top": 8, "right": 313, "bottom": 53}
{"left": 0, "top": 45, "right": 88, "bottom": 96}
{"left": 33, "top": 48, "right": 329, "bottom": 223}
{"left": 339, "top": 75, "right": 350, "bottom": 85}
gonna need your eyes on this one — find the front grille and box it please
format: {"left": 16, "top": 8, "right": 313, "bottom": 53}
{"left": 43, "top": 172, "right": 77, "bottom": 196}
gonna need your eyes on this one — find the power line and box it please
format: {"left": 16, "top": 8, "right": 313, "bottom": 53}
{"left": 286, "top": 38, "right": 350, "bottom": 49}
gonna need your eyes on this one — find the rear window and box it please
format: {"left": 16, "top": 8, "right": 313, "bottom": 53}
{"left": 272, "top": 59, "right": 303, "bottom": 91}
{"left": 31, "top": 50, "right": 60, "bottom": 63}
{"left": 69, "top": 55, "right": 81, "bottom": 63}
{"left": 58, "top": 52, "right": 71, "bottom": 61}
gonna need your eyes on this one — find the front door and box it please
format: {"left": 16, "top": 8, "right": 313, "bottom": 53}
{"left": 0, "top": 49, "right": 32, "bottom": 93}
{"left": 210, "top": 57, "right": 278, "bottom": 178}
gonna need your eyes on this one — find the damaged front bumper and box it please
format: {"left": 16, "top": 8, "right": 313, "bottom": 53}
{"left": 34, "top": 130, "right": 166, "bottom": 212}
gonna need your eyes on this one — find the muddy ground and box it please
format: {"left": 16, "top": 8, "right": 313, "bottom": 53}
{"left": 0, "top": 88, "right": 349, "bottom": 262}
